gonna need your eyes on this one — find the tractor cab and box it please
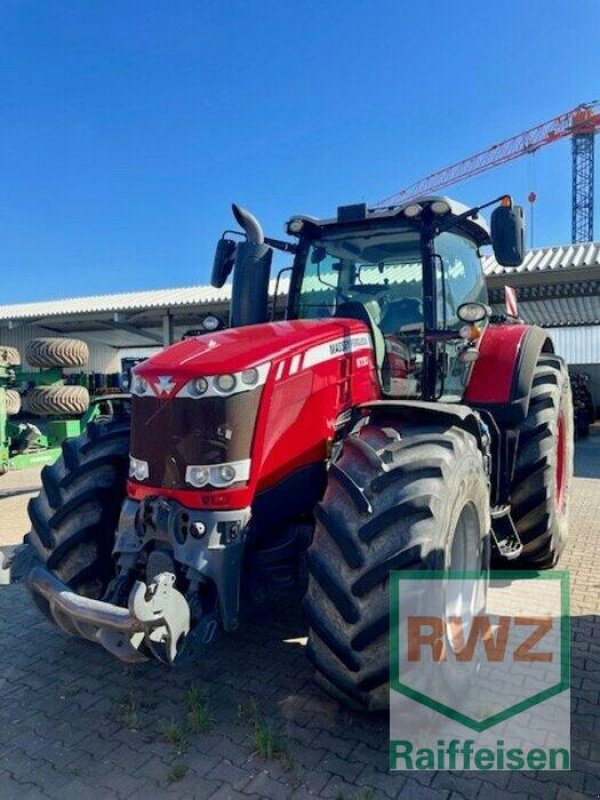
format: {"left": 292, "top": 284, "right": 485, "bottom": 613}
{"left": 286, "top": 198, "right": 496, "bottom": 401}
{"left": 213, "top": 195, "right": 525, "bottom": 402}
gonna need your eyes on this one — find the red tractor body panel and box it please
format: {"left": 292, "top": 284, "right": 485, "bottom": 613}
{"left": 464, "top": 323, "right": 530, "bottom": 404}
{"left": 128, "top": 318, "right": 379, "bottom": 510}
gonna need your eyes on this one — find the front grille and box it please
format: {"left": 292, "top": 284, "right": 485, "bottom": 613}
{"left": 130, "top": 391, "right": 262, "bottom": 489}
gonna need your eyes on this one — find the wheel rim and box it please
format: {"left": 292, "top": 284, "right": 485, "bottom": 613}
{"left": 555, "top": 412, "right": 567, "bottom": 514}
{"left": 445, "top": 502, "right": 483, "bottom": 654}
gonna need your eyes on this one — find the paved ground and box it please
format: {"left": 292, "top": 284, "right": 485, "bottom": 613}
{"left": 0, "top": 445, "right": 598, "bottom": 799}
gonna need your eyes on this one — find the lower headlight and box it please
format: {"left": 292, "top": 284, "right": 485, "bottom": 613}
{"left": 185, "top": 459, "right": 251, "bottom": 489}
{"left": 185, "top": 465, "right": 210, "bottom": 488}
{"left": 216, "top": 464, "right": 236, "bottom": 484}
{"left": 129, "top": 456, "right": 149, "bottom": 481}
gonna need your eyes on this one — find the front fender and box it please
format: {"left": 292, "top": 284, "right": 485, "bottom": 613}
{"left": 464, "top": 324, "right": 554, "bottom": 424}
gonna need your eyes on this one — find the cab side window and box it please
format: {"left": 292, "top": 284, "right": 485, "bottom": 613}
{"left": 436, "top": 232, "right": 488, "bottom": 329}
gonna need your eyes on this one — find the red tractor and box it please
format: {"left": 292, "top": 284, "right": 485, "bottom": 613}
{"left": 26, "top": 195, "right": 573, "bottom": 709}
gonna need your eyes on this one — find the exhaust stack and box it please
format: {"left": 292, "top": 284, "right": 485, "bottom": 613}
{"left": 230, "top": 204, "right": 272, "bottom": 328}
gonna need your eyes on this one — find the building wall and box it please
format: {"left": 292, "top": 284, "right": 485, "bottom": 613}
{"left": 0, "top": 324, "right": 120, "bottom": 373}
{"left": 1, "top": 322, "right": 207, "bottom": 375}
{"left": 545, "top": 326, "right": 600, "bottom": 365}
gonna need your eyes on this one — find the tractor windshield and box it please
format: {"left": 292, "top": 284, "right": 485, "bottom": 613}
{"left": 296, "top": 229, "right": 422, "bottom": 322}
{"left": 293, "top": 227, "right": 486, "bottom": 398}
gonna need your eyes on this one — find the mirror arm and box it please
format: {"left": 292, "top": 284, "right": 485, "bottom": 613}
{"left": 264, "top": 236, "right": 298, "bottom": 254}
{"left": 436, "top": 195, "right": 512, "bottom": 235}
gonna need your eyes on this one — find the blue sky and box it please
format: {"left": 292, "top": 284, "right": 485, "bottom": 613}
{"left": 1, "top": 1, "right": 598, "bottom": 303}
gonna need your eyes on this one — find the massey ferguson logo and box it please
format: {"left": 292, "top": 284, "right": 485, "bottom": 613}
{"left": 155, "top": 375, "right": 175, "bottom": 395}
{"left": 328, "top": 335, "right": 370, "bottom": 356}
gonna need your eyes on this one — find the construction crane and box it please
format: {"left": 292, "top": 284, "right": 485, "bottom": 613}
{"left": 377, "top": 103, "right": 600, "bottom": 244}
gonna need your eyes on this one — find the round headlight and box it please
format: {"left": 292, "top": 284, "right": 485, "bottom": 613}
{"left": 215, "top": 373, "right": 237, "bottom": 393}
{"left": 431, "top": 200, "right": 451, "bottom": 216}
{"left": 217, "top": 464, "right": 236, "bottom": 484}
{"left": 287, "top": 218, "right": 304, "bottom": 234}
{"left": 241, "top": 367, "right": 259, "bottom": 386}
{"left": 190, "top": 377, "right": 208, "bottom": 397}
{"left": 202, "top": 315, "right": 220, "bottom": 332}
{"left": 457, "top": 302, "right": 489, "bottom": 324}
{"left": 132, "top": 375, "right": 148, "bottom": 395}
{"left": 404, "top": 203, "right": 423, "bottom": 219}
{"left": 187, "top": 466, "right": 210, "bottom": 487}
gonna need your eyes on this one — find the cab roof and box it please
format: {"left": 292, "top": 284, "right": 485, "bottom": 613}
{"left": 286, "top": 195, "right": 491, "bottom": 247}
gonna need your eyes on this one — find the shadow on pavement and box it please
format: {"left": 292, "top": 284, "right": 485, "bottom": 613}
{"left": 574, "top": 435, "right": 600, "bottom": 479}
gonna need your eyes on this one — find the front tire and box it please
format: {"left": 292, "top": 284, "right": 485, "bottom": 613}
{"left": 27, "top": 418, "right": 130, "bottom": 621}
{"left": 304, "top": 420, "right": 490, "bottom": 710}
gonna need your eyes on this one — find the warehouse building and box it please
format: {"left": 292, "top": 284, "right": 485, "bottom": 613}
{"left": 1, "top": 241, "right": 598, "bottom": 401}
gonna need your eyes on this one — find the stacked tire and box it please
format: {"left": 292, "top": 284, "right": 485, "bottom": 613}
{"left": 0, "top": 345, "right": 22, "bottom": 417}
{"left": 25, "top": 338, "right": 89, "bottom": 370}
{"left": 5, "top": 389, "right": 21, "bottom": 416}
{"left": 0, "top": 346, "right": 21, "bottom": 367}
{"left": 25, "top": 338, "right": 90, "bottom": 417}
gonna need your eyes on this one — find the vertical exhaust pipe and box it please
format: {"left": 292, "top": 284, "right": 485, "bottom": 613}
{"left": 230, "top": 204, "right": 272, "bottom": 328}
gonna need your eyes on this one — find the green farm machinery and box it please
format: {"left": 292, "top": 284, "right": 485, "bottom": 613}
{"left": 0, "top": 337, "right": 121, "bottom": 474}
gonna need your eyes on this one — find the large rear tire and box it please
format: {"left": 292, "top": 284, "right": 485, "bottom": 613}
{"left": 509, "top": 354, "right": 574, "bottom": 568}
{"left": 26, "top": 337, "right": 89, "bottom": 369}
{"left": 304, "top": 420, "right": 490, "bottom": 710}
{"left": 27, "top": 418, "right": 130, "bottom": 620}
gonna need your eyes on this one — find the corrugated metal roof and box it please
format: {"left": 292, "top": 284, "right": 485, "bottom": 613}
{"left": 1, "top": 241, "right": 598, "bottom": 323}
{"left": 492, "top": 296, "right": 600, "bottom": 327}
{"left": 0, "top": 285, "right": 230, "bottom": 321}
{"left": 483, "top": 241, "right": 600, "bottom": 276}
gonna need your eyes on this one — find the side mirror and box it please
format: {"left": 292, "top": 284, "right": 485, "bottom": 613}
{"left": 211, "top": 239, "right": 236, "bottom": 288}
{"left": 490, "top": 204, "right": 525, "bottom": 267}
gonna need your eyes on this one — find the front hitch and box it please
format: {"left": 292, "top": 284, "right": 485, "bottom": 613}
{"left": 29, "top": 567, "right": 191, "bottom": 664}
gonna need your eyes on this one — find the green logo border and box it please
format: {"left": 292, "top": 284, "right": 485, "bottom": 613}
{"left": 389, "top": 570, "right": 570, "bottom": 732}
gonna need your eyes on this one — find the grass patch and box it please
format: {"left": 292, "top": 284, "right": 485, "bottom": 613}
{"left": 168, "top": 763, "right": 188, "bottom": 783}
{"left": 162, "top": 719, "right": 188, "bottom": 752}
{"left": 186, "top": 683, "right": 213, "bottom": 733}
{"left": 237, "top": 696, "right": 261, "bottom": 726}
{"left": 115, "top": 693, "right": 141, "bottom": 730}
{"left": 251, "top": 720, "right": 285, "bottom": 761}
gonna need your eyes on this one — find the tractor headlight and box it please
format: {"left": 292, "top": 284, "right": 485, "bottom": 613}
{"left": 241, "top": 367, "right": 259, "bottom": 386}
{"left": 185, "top": 465, "right": 210, "bottom": 488}
{"left": 185, "top": 459, "right": 251, "bottom": 489}
{"left": 404, "top": 203, "right": 423, "bottom": 219}
{"left": 457, "top": 302, "right": 489, "bottom": 324}
{"left": 215, "top": 373, "right": 237, "bottom": 393}
{"left": 215, "top": 464, "right": 237, "bottom": 485}
{"left": 129, "top": 456, "right": 149, "bottom": 481}
{"left": 201, "top": 314, "right": 221, "bottom": 332}
{"left": 287, "top": 217, "right": 304, "bottom": 234}
{"left": 177, "top": 363, "right": 270, "bottom": 399}
{"left": 189, "top": 377, "right": 209, "bottom": 397}
{"left": 431, "top": 200, "right": 451, "bottom": 216}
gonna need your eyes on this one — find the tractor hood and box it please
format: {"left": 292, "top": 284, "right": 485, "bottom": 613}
{"left": 135, "top": 318, "right": 371, "bottom": 386}
{"left": 128, "top": 317, "right": 375, "bottom": 501}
